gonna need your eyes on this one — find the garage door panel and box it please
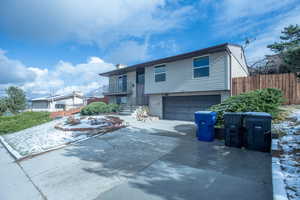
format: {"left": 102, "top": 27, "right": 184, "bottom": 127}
{"left": 163, "top": 95, "right": 221, "bottom": 121}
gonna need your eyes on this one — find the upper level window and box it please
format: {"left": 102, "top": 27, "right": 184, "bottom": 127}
{"left": 193, "top": 56, "right": 209, "bottom": 78}
{"left": 154, "top": 65, "right": 166, "bottom": 82}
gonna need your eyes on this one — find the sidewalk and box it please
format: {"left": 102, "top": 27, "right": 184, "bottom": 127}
{"left": 0, "top": 143, "right": 44, "bottom": 200}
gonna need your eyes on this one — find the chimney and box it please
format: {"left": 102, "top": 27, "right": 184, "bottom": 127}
{"left": 116, "top": 64, "right": 126, "bottom": 69}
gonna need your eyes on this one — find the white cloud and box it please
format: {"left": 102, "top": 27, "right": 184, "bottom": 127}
{"left": 0, "top": 50, "right": 36, "bottom": 84}
{"left": 219, "top": 0, "right": 296, "bottom": 22}
{"left": 0, "top": 51, "right": 115, "bottom": 98}
{"left": 205, "top": 0, "right": 300, "bottom": 63}
{"left": 152, "top": 40, "right": 181, "bottom": 56}
{"left": 0, "top": 0, "right": 195, "bottom": 66}
{"left": 0, "top": 0, "right": 194, "bottom": 47}
{"left": 245, "top": 6, "right": 300, "bottom": 63}
{"left": 106, "top": 40, "right": 150, "bottom": 64}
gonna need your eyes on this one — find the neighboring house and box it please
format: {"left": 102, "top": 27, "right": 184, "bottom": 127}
{"left": 30, "top": 91, "right": 85, "bottom": 112}
{"left": 100, "top": 43, "right": 248, "bottom": 121}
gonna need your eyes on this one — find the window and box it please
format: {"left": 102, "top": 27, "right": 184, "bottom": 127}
{"left": 154, "top": 65, "right": 166, "bottom": 82}
{"left": 55, "top": 104, "right": 65, "bottom": 109}
{"left": 193, "top": 56, "right": 209, "bottom": 78}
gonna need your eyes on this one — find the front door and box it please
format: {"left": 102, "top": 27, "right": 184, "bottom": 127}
{"left": 136, "top": 69, "right": 148, "bottom": 105}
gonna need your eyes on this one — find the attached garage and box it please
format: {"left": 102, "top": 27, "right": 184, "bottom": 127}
{"left": 163, "top": 95, "right": 221, "bottom": 121}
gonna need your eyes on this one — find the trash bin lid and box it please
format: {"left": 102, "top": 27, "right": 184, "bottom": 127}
{"left": 195, "top": 111, "right": 216, "bottom": 115}
{"left": 244, "top": 112, "right": 272, "bottom": 118}
{"left": 224, "top": 112, "right": 245, "bottom": 116}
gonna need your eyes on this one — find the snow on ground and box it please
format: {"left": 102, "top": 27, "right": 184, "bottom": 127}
{"left": 1, "top": 115, "right": 112, "bottom": 158}
{"left": 273, "top": 110, "right": 300, "bottom": 200}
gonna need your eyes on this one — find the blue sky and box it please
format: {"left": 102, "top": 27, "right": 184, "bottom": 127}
{"left": 0, "top": 0, "right": 299, "bottom": 97}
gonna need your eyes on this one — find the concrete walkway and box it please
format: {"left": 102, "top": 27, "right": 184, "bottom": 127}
{"left": 0, "top": 117, "right": 272, "bottom": 200}
{"left": 0, "top": 143, "right": 44, "bottom": 200}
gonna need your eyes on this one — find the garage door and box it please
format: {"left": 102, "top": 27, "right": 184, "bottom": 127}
{"left": 163, "top": 95, "right": 221, "bottom": 121}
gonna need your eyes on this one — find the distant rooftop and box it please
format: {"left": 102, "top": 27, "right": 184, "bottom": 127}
{"left": 31, "top": 91, "right": 84, "bottom": 102}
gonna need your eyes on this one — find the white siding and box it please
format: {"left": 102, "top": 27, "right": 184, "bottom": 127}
{"left": 145, "top": 51, "right": 230, "bottom": 95}
{"left": 228, "top": 45, "right": 248, "bottom": 78}
{"left": 149, "top": 95, "right": 163, "bottom": 118}
{"left": 73, "top": 96, "right": 84, "bottom": 104}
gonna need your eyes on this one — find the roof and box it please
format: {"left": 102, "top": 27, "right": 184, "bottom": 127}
{"left": 31, "top": 92, "right": 84, "bottom": 102}
{"left": 100, "top": 43, "right": 241, "bottom": 76}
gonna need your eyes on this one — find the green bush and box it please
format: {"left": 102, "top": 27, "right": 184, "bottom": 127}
{"left": 81, "top": 102, "right": 119, "bottom": 115}
{"left": 209, "top": 88, "right": 285, "bottom": 126}
{"left": 107, "top": 104, "right": 120, "bottom": 113}
{"left": 0, "top": 112, "right": 52, "bottom": 135}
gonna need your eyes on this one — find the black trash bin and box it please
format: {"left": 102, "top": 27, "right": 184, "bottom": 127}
{"left": 243, "top": 112, "right": 272, "bottom": 152}
{"left": 224, "top": 112, "right": 245, "bottom": 148}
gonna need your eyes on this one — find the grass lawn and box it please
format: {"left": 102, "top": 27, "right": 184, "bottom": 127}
{"left": 0, "top": 112, "right": 52, "bottom": 135}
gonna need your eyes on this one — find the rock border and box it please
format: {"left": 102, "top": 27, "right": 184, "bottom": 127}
{"left": 271, "top": 139, "right": 289, "bottom": 200}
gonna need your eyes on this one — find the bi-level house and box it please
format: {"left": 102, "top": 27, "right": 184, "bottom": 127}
{"left": 100, "top": 43, "right": 248, "bottom": 121}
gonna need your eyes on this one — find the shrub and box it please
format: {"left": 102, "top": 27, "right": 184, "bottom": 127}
{"left": 81, "top": 102, "right": 119, "bottom": 115}
{"left": 209, "top": 88, "right": 285, "bottom": 126}
{"left": 107, "top": 104, "right": 120, "bottom": 113}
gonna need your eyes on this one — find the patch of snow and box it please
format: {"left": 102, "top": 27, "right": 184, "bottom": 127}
{"left": 1, "top": 115, "right": 118, "bottom": 158}
{"left": 273, "top": 109, "right": 300, "bottom": 200}
{"left": 2, "top": 119, "right": 89, "bottom": 157}
{"left": 291, "top": 110, "right": 300, "bottom": 122}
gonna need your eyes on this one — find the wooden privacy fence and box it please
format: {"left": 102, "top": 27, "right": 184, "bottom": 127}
{"left": 232, "top": 73, "right": 300, "bottom": 105}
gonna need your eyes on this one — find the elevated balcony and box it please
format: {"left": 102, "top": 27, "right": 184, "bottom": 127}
{"left": 103, "top": 82, "right": 133, "bottom": 96}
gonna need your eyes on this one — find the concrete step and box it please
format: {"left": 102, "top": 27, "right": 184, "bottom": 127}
{"left": 120, "top": 109, "right": 132, "bottom": 112}
{"left": 120, "top": 107, "right": 138, "bottom": 110}
{"left": 118, "top": 111, "right": 133, "bottom": 115}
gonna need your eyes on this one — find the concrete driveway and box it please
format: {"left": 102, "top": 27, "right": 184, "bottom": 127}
{"left": 0, "top": 117, "right": 272, "bottom": 200}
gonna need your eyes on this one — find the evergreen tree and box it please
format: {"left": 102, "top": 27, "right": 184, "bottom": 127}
{"left": 267, "top": 24, "right": 300, "bottom": 75}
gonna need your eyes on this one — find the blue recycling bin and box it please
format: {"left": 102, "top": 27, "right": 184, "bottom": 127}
{"left": 194, "top": 111, "right": 217, "bottom": 142}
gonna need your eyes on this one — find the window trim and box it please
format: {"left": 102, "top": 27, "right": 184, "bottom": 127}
{"left": 192, "top": 55, "right": 210, "bottom": 79}
{"left": 154, "top": 64, "right": 167, "bottom": 82}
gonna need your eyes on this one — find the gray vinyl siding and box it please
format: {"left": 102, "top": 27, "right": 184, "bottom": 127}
{"left": 144, "top": 51, "right": 230, "bottom": 95}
